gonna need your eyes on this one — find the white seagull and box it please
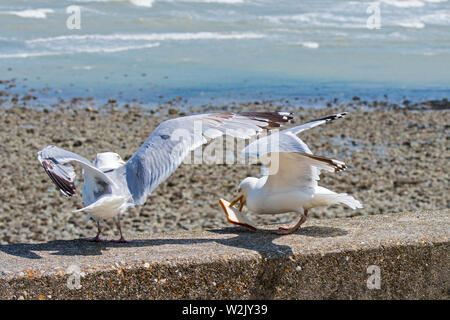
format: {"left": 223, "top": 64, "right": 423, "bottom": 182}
{"left": 37, "top": 111, "right": 293, "bottom": 242}
{"left": 222, "top": 112, "right": 362, "bottom": 235}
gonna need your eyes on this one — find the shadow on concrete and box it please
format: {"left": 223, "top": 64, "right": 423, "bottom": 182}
{"left": 0, "top": 238, "right": 212, "bottom": 260}
{"left": 0, "top": 224, "right": 347, "bottom": 299}
{"left": 297, "top": 225, "right": 348, "bottom": 238}
{"left": 207, "top": 224, "right": 348, "bottom": 258}
{"left": 209, "top": 227, "right": 293, "bottom": 256}
{"left": 208, "top": 225, "right": 348, "bottom": 299}
{"left": 0, "top": 225, "right": 347, "bottom": 261}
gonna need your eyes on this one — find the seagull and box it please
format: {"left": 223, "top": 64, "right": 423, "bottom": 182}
{"left": 37, "top": 111, "right": 293, "bottom": 242}
{"left": 223, "top": 112, "right": 362, "bottom": 235}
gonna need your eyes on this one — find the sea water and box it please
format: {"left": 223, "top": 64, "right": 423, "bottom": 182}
{"left": 0, "top": 0, "right": 449, "bottom": 106}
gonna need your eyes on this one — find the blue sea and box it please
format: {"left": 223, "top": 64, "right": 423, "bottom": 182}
{"left": 0, "top": 0, "right": 449, "bottom": 107}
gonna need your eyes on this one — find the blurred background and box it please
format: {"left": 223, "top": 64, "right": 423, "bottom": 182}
{"left": 0, "top": 0, "right": 449, "bottom": 106}
{"left": 0, "top": 1, "right": 448, "bottom": 243}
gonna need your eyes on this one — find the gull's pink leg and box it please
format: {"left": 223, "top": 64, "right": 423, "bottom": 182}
{"left": 111, "top": 216, "right": 130, "bottom": 243}
{"left": 274, "top": 209, "right": 308, "bottom": 235}
{"left": 85, "top": 220, "right": 106, "bottom": 242}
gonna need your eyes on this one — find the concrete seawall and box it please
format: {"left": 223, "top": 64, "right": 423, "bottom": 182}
{"left": 0, "top": 210, "right": 448, "bottom": 299}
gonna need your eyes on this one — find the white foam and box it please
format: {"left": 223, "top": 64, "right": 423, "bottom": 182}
{"left": 79, "top": 42, "right": 160, "bottom": 53}
{"left": 184, "top": 0, "right": 244, "bottom": 3}
{"left": 73, "top": 0, "right": 122, "bottom": 2}
{"left": 301, "top": 42, "right": 319, "bottom": 49}
{"left": 128, "top": 0, "right": 154, "bottom": 7}
{"left": 288, "top": 41, "right": 320, "bottom": 49}
{"left": 74, "top": 0, "right": 243, "bottom": 4}
{"left": 0, "top": 43, "right": 160, "bottom": 59}
{"left": 397, "top": 21, "right": 426, "bottom": 28}
{"left": 1, "top": 8, "right": 54, "bottom": 19}
{"left": 0, "top": 51, "right": 59, "bottom": 59}
{"left": 261, "top": 13, "right": 366, "bottom": 29}
{"left": 72, "top": 66, "right": 94, "bottom": 70}
{"left": 420, "top": 11, "right": 450, "bottom": 25}
{"left": 381, "top": 0, "right": 425, "bottom": 8}
{"left": 27, "top": 32, "right": 265, "bottom": 44}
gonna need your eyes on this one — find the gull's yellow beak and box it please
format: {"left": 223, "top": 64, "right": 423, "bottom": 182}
{"left": 229, "top": 195, "right": 242, "bottom": 208}
{"left": 229, "top": 188, "right": 246, "bottom": 212}
{"left": 238, "top": 197, "right": 246, "bottom": 212}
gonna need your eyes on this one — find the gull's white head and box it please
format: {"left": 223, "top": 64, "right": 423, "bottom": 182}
{"left": 94, "top": 152, "right": 126, "bottom": 171}
{"left": 237, "top": 177, "right": 258, "bottom": 196}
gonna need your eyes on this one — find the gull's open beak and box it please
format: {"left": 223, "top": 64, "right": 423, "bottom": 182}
{"left": 238, "top": 196, "right": 246, "bottom": 212}
{"left": 229, "top": 195, "right": 242, "bottom": 208}
{"left": 229, "top": 188, "right": 246, "bottom": 212}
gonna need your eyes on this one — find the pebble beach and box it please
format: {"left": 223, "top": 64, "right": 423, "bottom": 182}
{"left": 0, "top": 90, "right": 448, "bottom": 244}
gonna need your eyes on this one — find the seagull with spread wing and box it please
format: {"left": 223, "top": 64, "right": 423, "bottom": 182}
{"left": 37, "top": 112, "right": 293, "bottom": 242}
{"left": 221, "top": 112, "right": 362, "bottom": 235}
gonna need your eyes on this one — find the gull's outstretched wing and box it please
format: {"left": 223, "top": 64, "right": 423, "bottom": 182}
{"left": 37, "top": 145, "right": 115, "bottom": 197}
{"left": 282, "top": 112, "right": 346, "bottom": 135}
{"left": 242, "top": 112, "right": 347, "bottom": 158}
{"left": 123, "top": 112, "right": 293, "bottom": 205}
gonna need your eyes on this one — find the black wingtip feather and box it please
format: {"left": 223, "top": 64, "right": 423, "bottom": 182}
{"left": 237, "top": 111, "right": 293, "bottom": 130}
{"left": 41, "top": 159, "right": 76, "bottom": 197}
{"left": 300, "top": 112, "right": 347, "bottom": 127}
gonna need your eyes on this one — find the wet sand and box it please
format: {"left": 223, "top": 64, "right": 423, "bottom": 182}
{"left": 0, "top": 95, "right": 448, "bottom": 243}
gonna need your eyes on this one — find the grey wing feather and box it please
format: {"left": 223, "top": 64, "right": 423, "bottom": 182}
{"left": 124, "top": 112, "right": 293, "bottom": 205}
{"left": 37, "top": 145, "right": 114, "bottom": 197}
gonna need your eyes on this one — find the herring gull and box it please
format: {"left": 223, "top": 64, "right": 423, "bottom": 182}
{"left": 37, "top": 111, "right": 293, "bottom": 242}
{"left": 221, "top": 112, "right": 362, "bottom": 234}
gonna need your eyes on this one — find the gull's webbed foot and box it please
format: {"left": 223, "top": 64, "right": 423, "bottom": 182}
{"left": 111, "top": 216, "right": 131, "bottom": 243}
{"left": 274, "top": 225, "right": 302, "bottom": 235}
{"left": 273, "top": 209, "right": 308, "bottom": 235}
{"left": 110, "top": 237, "right": 131, "bottom": 243}
{"left": 84, "top": 235, "right": 107, "bottom": 242}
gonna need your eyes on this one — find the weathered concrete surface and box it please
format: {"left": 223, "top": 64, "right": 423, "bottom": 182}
{"left": 0, "top": 210, "right": 448, "bottom": 300}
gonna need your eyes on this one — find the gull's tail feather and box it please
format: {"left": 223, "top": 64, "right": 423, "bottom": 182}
{"left": 313, "top": 187, "right": 363, "bottom": 209}
{"left": 72, "top": 196, "right": 129, "bottom": 219}
{"left": 334, "top": 193, "right": 363, "bottom": 210}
